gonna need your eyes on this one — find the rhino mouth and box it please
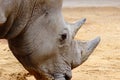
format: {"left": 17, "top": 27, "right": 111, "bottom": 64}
{"left": 53, "top": 73, "right": 71, "bottom": 80}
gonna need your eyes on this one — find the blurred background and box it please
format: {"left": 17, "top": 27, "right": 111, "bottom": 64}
{"left": 63, "top": 0, "right": 120, "bottom": 7}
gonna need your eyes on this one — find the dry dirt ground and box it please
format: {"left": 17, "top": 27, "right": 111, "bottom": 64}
{"left": 0, "top": 7, "right": 120, "bottom": 80}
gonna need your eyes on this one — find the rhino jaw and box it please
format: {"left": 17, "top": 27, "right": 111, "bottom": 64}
{"left": 81, "top": 37, "right": 100, "bottom": 63}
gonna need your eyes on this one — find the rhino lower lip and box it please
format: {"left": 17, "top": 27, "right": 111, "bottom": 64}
{"left": 0, "top": 26, "right": 10, "bottom": 38}
{"left": 0, "top": 28, "right": 7, "bottom": 38}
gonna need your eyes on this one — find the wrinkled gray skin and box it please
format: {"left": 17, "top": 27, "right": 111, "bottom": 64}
{"left": 0, "top": 0, "right": 100, "bottom": 80}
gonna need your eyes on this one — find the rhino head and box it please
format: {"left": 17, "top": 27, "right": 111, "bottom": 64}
{"left": 0, "top": 0, "right": 100, "bottom": 80}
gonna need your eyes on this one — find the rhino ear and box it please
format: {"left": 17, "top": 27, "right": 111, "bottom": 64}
{"left": 70, "top": 18, "right": 86, "bottom": 38}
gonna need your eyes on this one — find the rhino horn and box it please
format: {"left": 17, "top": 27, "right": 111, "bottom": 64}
{"left": 86, "top": 37, "right": 100, "bottom": 53}
{"left": 81, "top": 37, "right": 100, "bottom": 63}
{"left": 70, "top": 18, "right": 86, "bottom": 38}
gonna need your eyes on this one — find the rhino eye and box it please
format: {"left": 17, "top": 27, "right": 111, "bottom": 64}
{"left": 61, "top": 33, "right": 67, "bottom": 41}
{"left": 59, "top": 33, "right": 67, "bottom": 44}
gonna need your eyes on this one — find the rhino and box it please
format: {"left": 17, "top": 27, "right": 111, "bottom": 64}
{"left": 0, "top": 0, "right": 100, "bottom": 80}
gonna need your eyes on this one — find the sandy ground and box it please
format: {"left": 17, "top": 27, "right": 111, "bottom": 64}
{"left": 0, "top": 6, "right": 120, "bottom": 80}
